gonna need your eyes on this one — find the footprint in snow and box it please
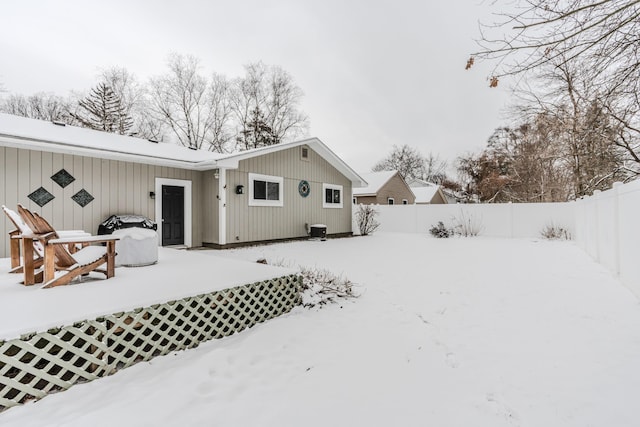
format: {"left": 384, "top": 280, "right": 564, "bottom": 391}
{"left": 445, "top": 352, "right": 459, "bottom": 368}
{"left": 196, "top": 380, "right": 215, "bottom": 395}
{"left": 485, "top": 393, "right": 520, "bottom": 426}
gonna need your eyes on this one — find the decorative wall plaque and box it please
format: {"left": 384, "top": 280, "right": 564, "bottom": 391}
{"left": 298, "top": 180, "right": 310, "bottom": 198}
{"left": 71, "top": 189, "right": 94, "bottom": 207}
{"left": 51, "top": 169, "right": 75, "bottom": 188}
{"left": 28, "top": 187, "right": 55, "bottom": 207}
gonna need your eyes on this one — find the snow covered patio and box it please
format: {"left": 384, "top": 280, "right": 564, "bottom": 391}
{"left": 2, "top": 233, "right": 640, "bottom": 426}
{"left": 0, "top": 248, "right": 295, "bottom": 339}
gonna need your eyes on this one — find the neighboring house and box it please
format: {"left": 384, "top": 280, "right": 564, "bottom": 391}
{"left": 405, "top": 178, "right": 448, "bottom": 204}
{"left": 353, "top": 171, "right": 415, "bottom": 205}
{"left": 0, "top": 113, "right": 366, "bottom": 257}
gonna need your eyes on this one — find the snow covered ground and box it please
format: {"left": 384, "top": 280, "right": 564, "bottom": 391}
{"left": 2, "top": 233, "right": 640, "bottom": 426}
{"left": 0, "top": 248, "right": 293, "bottom": 339}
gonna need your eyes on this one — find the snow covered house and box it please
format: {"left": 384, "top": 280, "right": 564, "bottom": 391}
{"left": 405, "top": 178, "right": 448, "bottom": 204}
{"left": 0, "top": 113, "right": 366, "bottom": 258}
{"left": 353, "top": 170, "right": 415, "bottom": 205}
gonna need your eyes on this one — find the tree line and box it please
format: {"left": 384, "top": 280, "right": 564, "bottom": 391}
{"left": 459, "top": 0, "right": 640, "bottom": 202}
{"left": 0, "top": 54, "right": 309, "bottom": 153}
{"left": 370, "top": 3, "right": 640, "bottom": 203}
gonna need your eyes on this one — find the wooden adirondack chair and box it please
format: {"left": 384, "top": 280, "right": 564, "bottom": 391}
{"left": 2, "top": 205, "right": 45, "bottom": 279}
{"left": 3, "top": 205, "right": 91, "bottom": 283}
{"left": 17, "top": 205, "right": 119, "bottom": 288}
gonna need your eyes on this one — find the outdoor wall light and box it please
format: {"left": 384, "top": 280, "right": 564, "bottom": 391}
{"left": 149, "top": 191, "right": 155, "bottom": 199}
{"left": 214, "top": 170, "right": 220, "bottom": 179}
{"left": 235, "top": 185, "right": 244, "bottom": 194}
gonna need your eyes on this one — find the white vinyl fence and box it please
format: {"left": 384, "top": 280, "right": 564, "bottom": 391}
{"left": 356, "top": 179, "right": 640, "bottom": 297}
{"left": 370, "top": 203, "right": 575, "bottom": 238}
{"left": 574, "top": 180, "right": 640, "bottom": 297}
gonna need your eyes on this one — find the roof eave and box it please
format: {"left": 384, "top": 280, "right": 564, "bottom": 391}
{"left": 216, "top": 137, "right": 368, "bottom": 187}
{"left": 0, "top": 135, "right": 217, "bottom": 170}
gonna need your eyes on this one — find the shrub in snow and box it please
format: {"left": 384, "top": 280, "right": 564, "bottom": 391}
{"left": 540, "top": 224, "right": 571, "bottom": 240}
{"left": 258, "top": 259, "right": 358, "bottom": 308}
{"left": 429, "top": 221, "right": 453, "bottom": 238}
{"left": 299, "top": 267, "right": 358, "bottom": 308}
{"left": 355, "top": 204, "right": 380, "bottom": 236}
{"left": 452, "top": 210, "right": 483, "bottom": 237}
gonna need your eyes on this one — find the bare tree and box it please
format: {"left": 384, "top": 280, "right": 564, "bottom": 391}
{"left": 99, "top": 67, "right": 154, "bottom": 137}
{"left": 517, "top": 58, "right": 633, "bottom": 192}
{"left": 132, "top": 109, "right": 166, "bottom": 142}
{"left": 372, "top": 144, "right": 428, "bottom": 180}
{"left": 602, "top": 86, "right": 640, "bottom": 174}
{"left": 1, "top": 92, "right": 73, "bottom": 122}
{"left": 149, "top": 54, "right": 204, "bottom": 148}
{"left": 231, "top": 61, "right": 308, "bottom": 150}
{"left": 149, "top": 54, "right": 221, "bottom": 151}
{"left": 266, "top": 65, "right": 308, "bottom": 142}
{"left": 424, "top": 152, "right": 448, "bottom": 183}
{"left": 458, "top": 82, "right": 630, "bottom": 203}
{"left": 469, "top": 0, "right": 640, "bottom": 90}
{"left": 207, "top": 73, "right": 233, "bottom": 152}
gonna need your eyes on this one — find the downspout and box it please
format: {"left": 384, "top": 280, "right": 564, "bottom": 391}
{"left": 218, "top": 169, "right": 227, "bottom": 246}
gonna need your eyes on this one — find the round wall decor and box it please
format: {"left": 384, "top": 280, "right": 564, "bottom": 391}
{"left": 298, "top": 180, "right": 310, "bottom": 197}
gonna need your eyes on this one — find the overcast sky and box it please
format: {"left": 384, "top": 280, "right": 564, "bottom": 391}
{"left": 0, "top": 0, "right": 512, "bottom": 175}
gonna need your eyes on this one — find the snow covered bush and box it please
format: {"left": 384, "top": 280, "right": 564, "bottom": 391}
{"left": 452, "top": 210, "right": 483, "bottom": 237}
{"left": 299, "top": 267, "right": 358, "bottom": 308}
{"left": 540, "top": 224, "right": 571, "bottom": 240}
{"left": 259, "top": 259, "right": 358, "bottom": 308}
{"left": 429, "top": 221, "right": 453, "bottom": 238}
{"left": 355, "top": 204, "right": 380, "bottom": 236}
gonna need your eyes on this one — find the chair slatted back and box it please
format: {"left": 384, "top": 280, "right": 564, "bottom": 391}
{"left": 17, "top": 205, "right": 77, "bottom": 268}
{"left": 2, "top": 205, "right": 45, "bottom": 258}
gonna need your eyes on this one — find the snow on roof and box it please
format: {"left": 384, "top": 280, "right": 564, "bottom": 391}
{"left": 353, "top": 170, "right": 397, "bottom": 195}
{"left": 0, "top": 113, "right": 367, "bottom": 185}
{"left": 411, "top": 185, "right": 441, "bottom": 203}
{"left": 0, "top": 113, "right": 223, "bottom": 169}
{"left": 406, "top": 177, "right": 436, "bottom": 187}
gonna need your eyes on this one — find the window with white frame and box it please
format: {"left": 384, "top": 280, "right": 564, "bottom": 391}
{"left": 402, "top": 199, "right": 408, "bottom": 205}
{"left": 388, "top": 198, "right": 395, "bottom": 205}
{"left": 323, "top": 183, "right": 343, "bottom": 208}
{"left": 249, "top": 173, "right": 283, "bottom": 207}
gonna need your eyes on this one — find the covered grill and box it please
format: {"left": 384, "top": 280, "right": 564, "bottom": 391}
{"left": 97, "top": 214, "right": 157, "bottom": 235}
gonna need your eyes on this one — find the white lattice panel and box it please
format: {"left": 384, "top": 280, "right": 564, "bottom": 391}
{"left": 0, "top": 274, "right": 300, "bottom": 411}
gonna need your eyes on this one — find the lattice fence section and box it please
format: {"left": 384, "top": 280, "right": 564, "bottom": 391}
{"left": 103, "top": 275, "right": 301, "bottom": 373}
{"left": 0, "top": 274, "right": 300, "bottom": 412}
{"left": 0, "top": 321, "right": 107, "bottom": 409}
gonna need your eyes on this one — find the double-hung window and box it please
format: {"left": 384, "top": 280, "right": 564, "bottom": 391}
{"left": 323, "top": 183, "right": 343, "bottom": 208}
{"left": 249, "top": 173, "right": 283, "bottom": 207}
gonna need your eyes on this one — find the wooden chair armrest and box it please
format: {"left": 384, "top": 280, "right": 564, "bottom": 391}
{"left": 22, "top": 232, "right": 57, "bottom": 242}
{"left": 48, "top": 235, "right": 120, "bottom": 245}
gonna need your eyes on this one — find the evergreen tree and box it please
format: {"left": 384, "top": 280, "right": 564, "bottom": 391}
{"left": 72, "top": 83, "right": 133, "bottom": 134}
{"left": 236, "top": 106, "right": 278, "bottom": 150}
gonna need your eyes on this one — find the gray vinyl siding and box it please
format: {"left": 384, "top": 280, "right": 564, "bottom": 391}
{"left": 0, "top": 146, "right": 203, "bottom": 258}
{"left": 223, "top": 145, "right": 352, "bottom": 244}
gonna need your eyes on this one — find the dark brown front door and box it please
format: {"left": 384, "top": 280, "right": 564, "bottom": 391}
{"left": 162, "top": 185, "right": 184, "bottom": 246}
